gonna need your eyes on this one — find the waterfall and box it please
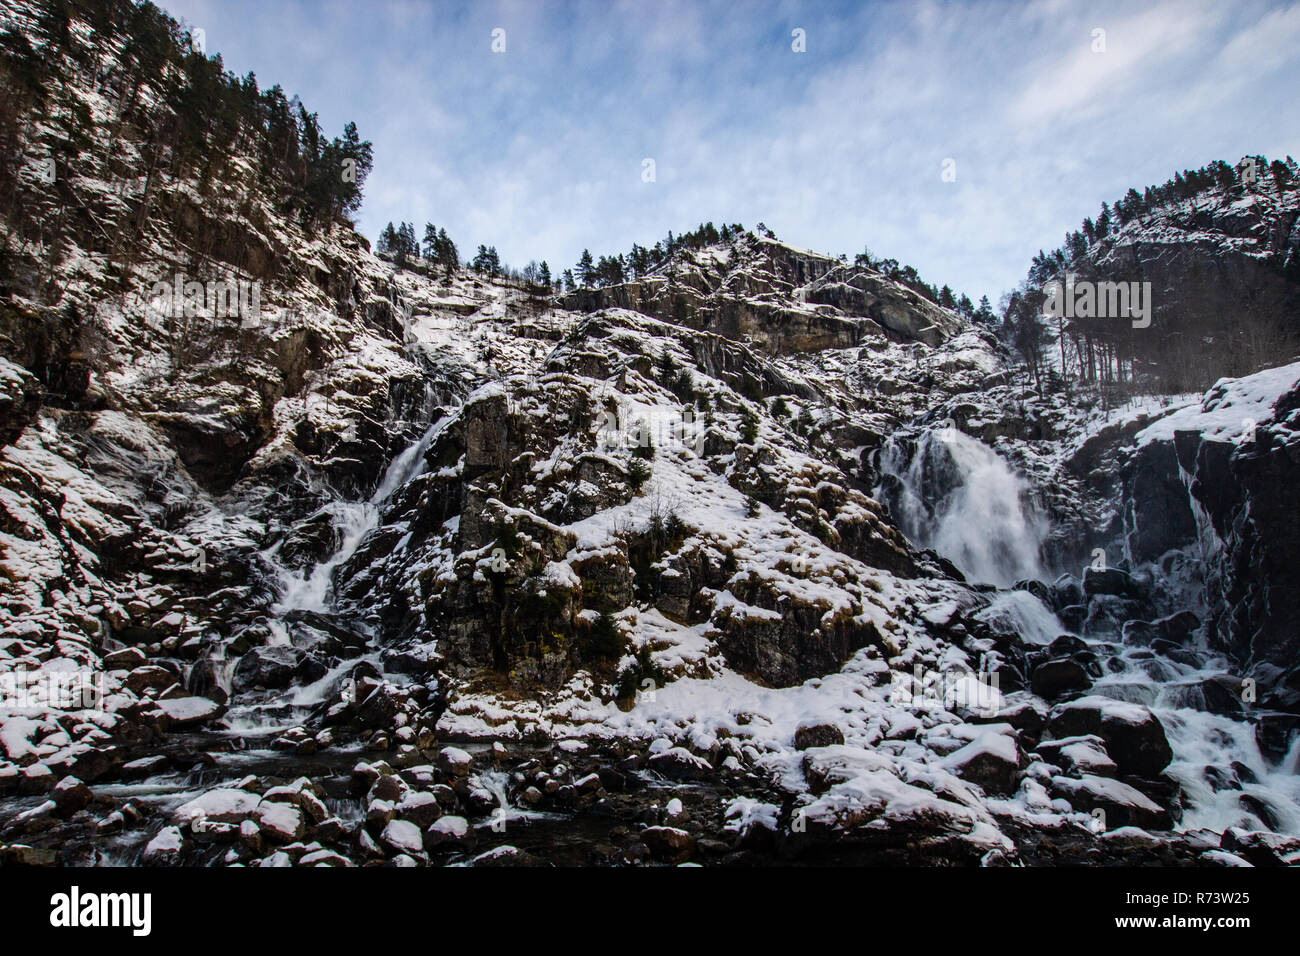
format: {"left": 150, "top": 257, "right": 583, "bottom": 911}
{"left": 270, "top": 414, "right": 450, "bottom": 615}
{"left": 879, "top": 428, "right": 1047, "bottom": 587}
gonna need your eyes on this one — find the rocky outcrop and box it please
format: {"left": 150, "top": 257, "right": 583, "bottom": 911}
{"left": 0, "top": 358, "right": 40, "bottom": 446}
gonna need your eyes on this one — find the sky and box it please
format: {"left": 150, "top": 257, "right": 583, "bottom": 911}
{"left": 157, "top": 0, "right": 1300, "bottom": 304}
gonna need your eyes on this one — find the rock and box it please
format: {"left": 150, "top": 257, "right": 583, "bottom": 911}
{"left": 239, "top": 819, "right": 263, "bottom": 853}
{"left": 381, "top": 819, "right": 426, "bottom": 858}
{"left": 1154, "top": 610, "right": 1200, "bottom": 642}
{"left": 1050, "top": 774, "right": 1172, "bottom": 830}
{"left": 424, "top": 815, "right": 471, "bottom": 850}
{"left": 1084, "top": 594, "right": 1147, "bottom": 636}
{"left": 155, "top": 696, "right": 223, "bottom": 728}
{"left": 51, "top": 776, "right": 92, "bottom": 817}
{"left": 103, "top": 646, "right": 147, "bottom": 669}
{"left": 233, "top": 645, "right": 325, "bottom": 691}
{"left": 979, "top": 698, "right": 1047, "bottom": 737}
{"left": 940, "top": 732, "right": 1020, "bottom": 795}
{"left": 256, "top": 801, "right": 305, "bottom": 844}
{"left": 1049, "top": 574, "right": 1083, "bottom": 611}
{"left": 1049, "top": 697, "right": 1173, "bottom": 777}
{"left": 125, "top": 665, "right": 177, "bottom": 694}
{"left": 1220, "top": 827, "right": 1300, "bottom": 867}
{"left": 173, "top": 788, "right": 260, "bottom": 826}
{"left": 395, "top": 791, "right": 442, "bottom": 828}
{"left": 1030, "top": 658, "right": 1092, "bottom": 699}
{"left": 1058, "top": 604, "right": 1087, "bottom": 631}
{"left": 437, "top": 746, "right": 473, "bottom": 778}
{"left": 0, "top": 357, "right": 40, "bottom": 446}
{"left": 647, "top": 747, "right": 713, "bottom": 781}
{"left": 1, "top": 844, "right": 59, "bottom": 866}
{"left": 1034, "top": 735, "right": 1118, "bottom": 777}
{"left": 141, "top": 826, "right": 185, "bottom": 864}
{"left": 641, "top": 825, "right": 695, "bottom": 862}
{"left": 793, "top": 724, "right": 845, "bottom": 750}
{"left": 1082, "top": 566, "right": 1139, "bottom": 598}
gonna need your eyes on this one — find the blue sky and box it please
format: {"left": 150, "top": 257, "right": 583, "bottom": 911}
{"left": 159, "top": 0, "right": 1300, "bottom": 304}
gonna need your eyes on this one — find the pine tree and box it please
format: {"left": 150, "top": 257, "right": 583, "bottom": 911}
{"left": 576, "top": 249, "right": 594, "bottom": 286}
{"left": 538, "top": 260, "right": 552, "bottom": 289}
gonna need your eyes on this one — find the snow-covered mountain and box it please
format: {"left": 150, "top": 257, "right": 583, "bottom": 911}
{"left": 2, "top": 0, "right": 1299, "bottom": 868}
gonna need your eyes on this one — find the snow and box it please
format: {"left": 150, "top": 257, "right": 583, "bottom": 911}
{"left": 1137, "top": 360, "right": 1300, "bottom": 446}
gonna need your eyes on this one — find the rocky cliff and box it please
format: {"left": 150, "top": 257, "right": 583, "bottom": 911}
{"left": 2, "top": 0, "right": 1299, "bottom": 869}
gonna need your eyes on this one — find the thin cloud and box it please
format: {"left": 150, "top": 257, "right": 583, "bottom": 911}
{"left": 158, "top": 0, "right": 1300, "bottom": 303}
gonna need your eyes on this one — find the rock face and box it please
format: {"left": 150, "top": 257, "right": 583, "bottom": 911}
{"left": 1116, "top": 365, "right": 1300, "bottom": 712}
{"left": 5, "top": 0, "right": 1300, "bottom": 869}
{"left": 1086, "top": 176, "right": 1300, "bottom": 393}
{"left": 0, "top": 359, "right": 40, "bottom": 447}
{"left": 559, "top": 236, "right": 964, "bottom": 355}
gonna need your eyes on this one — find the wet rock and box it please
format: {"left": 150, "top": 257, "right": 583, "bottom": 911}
{"left": 1030, "top": 658, "right": 1092, "bottom": 699}
{"left": 1058, "top": 605, "right": 1087, "bottom": 632}
{"left": 1049, "top": 574, "right": 1083, "bottom": 611}
{"left": 51, "top": 776, "right": 92, "bottom": 817}
{"left": 233, "top": 645, "right": 324, "bottom": 691}
{"left": 641, "top": 825, "right": 695, "bottom": 863}
{"left": 1084, "top": 595, "right": 1147, "bottom": 636}
{"left": 1154, "top": 610, "right": 1200, "bottom": 642}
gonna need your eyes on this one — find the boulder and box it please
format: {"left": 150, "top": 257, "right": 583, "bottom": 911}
{"left": 793, "top": 724, "right": 845, "bottom": 750}
{"left": 1048, "top": 697, "right": 1173, "bottom": 777}
{"left": 940, "top": 732, "right": 1020, "bottom": 795}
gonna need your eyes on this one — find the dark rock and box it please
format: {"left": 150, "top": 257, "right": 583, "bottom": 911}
{"left": 1049, "top": 574, "right": 1083, "bottom": 612}
{"left": 1082, "top": 566, "right": 1140, "bottom": 599}
{"left": 1056, "top": 604, "right": 1086, "bottom": 632}
{"left": 640, "top": 825, "right": 695, "bottom": 863}
{"left": 1049, "top": 698, "right": 1173, "bottom": 777}
{"left": 51, "top": 776, "right": 92, "bottom": 817}
{"left": 793, "top": 724, "right": 845, "bottom": 750}
{"left": 1030, "top": 658, "right": 1092, "bottom": 699}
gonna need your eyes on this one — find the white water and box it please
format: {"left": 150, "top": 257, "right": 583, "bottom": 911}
{"left": 973, "top": 591, "right": 1062, "bottom": 645}
{"left": 880, "top": 429, "right": 1047, "bottom": 587}
{"left": 883, "top": 424, "right": 1300, "bottom": 837}
{"left": 974, "top": 593, "right": 1300, "bottom": 836}
{"left": 271, "top": 415, "right": 450, "bottom": 615}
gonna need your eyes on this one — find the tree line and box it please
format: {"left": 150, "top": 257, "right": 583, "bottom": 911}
{"left": 1001, "top": 155, "right": 1300, "bottom": 400}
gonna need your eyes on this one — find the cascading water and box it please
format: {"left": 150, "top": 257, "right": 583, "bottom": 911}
{"left": 881, "top": 423, "right": 1300, "bottom": 837}
{"left": 878, "top": 428, "right": 1047, "bottom": 587}
{"left": 272, "top": 414, "right": 450, "bottom": 615}
{"left": 216, "top": 413, "right": 451, "bottom": 734}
